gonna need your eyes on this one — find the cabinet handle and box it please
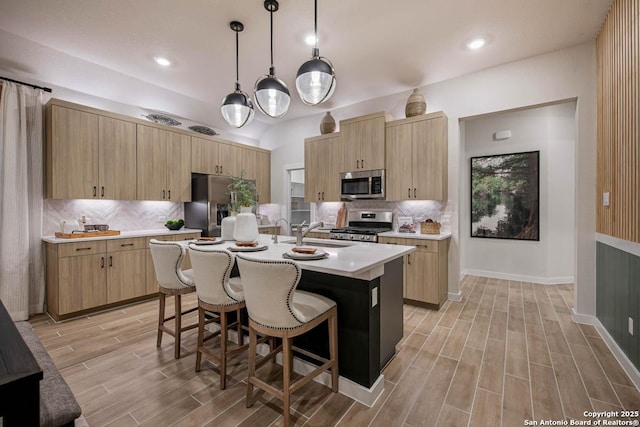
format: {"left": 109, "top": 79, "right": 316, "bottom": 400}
{"left": 162, "top": 190, "right": 166, "bottom": 199}
{"left": 361, "top": 159, "right": 364, "bottom": 169}
{"left": 408, "top": 188, "right": 411, "bottom": 198}
{"left": 75, "top": 247, "right": 92, "bottom": 251}
{"left": 318, "top": 192, "right": 321, "bottom": 200}
{"left": 257, "top": 194, "right": 260, "bottom": 203}
{"left": 93, "top": 186, "right": 97, "bottom": 197}
{"left": 408, "top": 254, "right": 411, "bottom": 265}
{"left": 356, "top": 160, "right": 359, "bottom": 169}
{"left": 101, "top": 186, "right": 105, "bottom": 198}
{"left": 101, "top": 257, "right": 105, "bottom": 268}
{"left": 414, "top": 188, "right": 417, "bottom": 198}
{"left": 120, "top": 243, "right": 134, "bottom": 247}
{"left": 167, "top": 190, "right": 171, "bottom": 200}
{"left": 109, "top": 256, "right": 113, "bottom": 267}
{"left": 220, "top": 165, "right": 223, "bottom": 174}
{"left": 215, "top": 165, "right": 219, "bottom": 173}
{"left": 322, "top": 192, "right": 325, "bottom": 200}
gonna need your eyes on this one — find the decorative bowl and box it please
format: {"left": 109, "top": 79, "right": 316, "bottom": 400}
{"left": 165, "top": 223, "right": 184, "bottom": 231}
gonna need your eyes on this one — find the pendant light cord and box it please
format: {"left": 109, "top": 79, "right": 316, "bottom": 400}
{"left": 270, "top": 9, "right": 274, "bottom": 69}
{"left": 314, "top": 0, "right": 318, "bottom": 48}
{"left": 235, "top": 30, "right": 240, "bottom": 86}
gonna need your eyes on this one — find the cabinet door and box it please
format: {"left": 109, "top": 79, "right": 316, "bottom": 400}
{"left": 385, "top": 122, "right": 414, "bottom": 201}
{"left": 99, "top": 116, "right": 137, "bottom": 200}
{"left": 137, "top": 125, "right": 168, "bottom": 200}
{"left": 218, "top": 142, "right": 242, "bottom": 177}
{"left": 413, "top": 116, "right": 447, "bottom": 200}
{"left": 191, "top": 136, "right": 220, "bottom": 174}
{"left": 358, "top": 115, "right": 386, "bottom": 171}
{"left": 341, "top": 120, "right": 361, "bottom": 171}
{"left": 320, "top": 135, "right": 343, "bottom": 202}
{"left": 166, "top": 131, "right": 191, "bottom": 201}
{"left": 405, "top": 249, "right": 439, "bottom": 304}
{"left": 241, "top": 148, "right": 257, "bottom": 180}
{"left": 304, "top": 139, "right": 322, "bottom": 202}
{"left": 48, "top": 106, "right": 99, "bottom": 199}
{"left": 58, "top": 254, "right": 106, "bottom": 314}
{"left": 256, "top": 150, "right": 271, "bottom": 204}
{"left": 107, "top": 249, "right": 146, "bottom": 303}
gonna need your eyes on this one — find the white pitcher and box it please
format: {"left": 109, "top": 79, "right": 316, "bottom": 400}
{"left": 60, "top": 219, "right": 80, "bottom": 234}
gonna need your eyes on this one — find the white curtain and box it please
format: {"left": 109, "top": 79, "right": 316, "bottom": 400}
{"left": 0, "top": 81, "right": 45, "bottom": 320}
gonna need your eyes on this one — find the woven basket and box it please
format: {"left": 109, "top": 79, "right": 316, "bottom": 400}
{"left": 420, "top": 221, "right": 441, "bottom": 234}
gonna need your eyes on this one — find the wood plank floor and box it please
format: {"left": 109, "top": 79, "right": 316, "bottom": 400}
{"left": 30, "top": 276, "right": 640, "bottom": 426}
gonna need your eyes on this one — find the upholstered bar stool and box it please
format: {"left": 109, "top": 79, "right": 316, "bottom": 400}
{"left": 236, "top": 255, "right": 339, "bottom": 427}
{"left": 149, "top": 239, "right": 199, "bottom": 359}
{"left": 187, "top": 244, "right": 248, "bottom": 389}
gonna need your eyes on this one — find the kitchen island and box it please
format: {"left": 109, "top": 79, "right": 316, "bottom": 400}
{"left": 228, "top": 235, "right": 415, "bottom": 405}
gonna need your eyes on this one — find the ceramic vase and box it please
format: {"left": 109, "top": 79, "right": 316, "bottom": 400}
{"left": 320, "top": 111, "right": 336, "bottom": 134}
{"left": 233, "top": 207, "right": 259, "bottom": 242}
{"left": 405, "top": 88, "right": 426, "bottom": 117}
{"left": 221, "top": 214, "right": 236, "bottom": 241}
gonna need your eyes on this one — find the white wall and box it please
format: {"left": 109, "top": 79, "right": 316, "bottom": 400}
{"left": 261, "top": 41, "right": 597, "bottom": 316}
{"left": 461, "top": 102, "right": 576, "bottom": 283}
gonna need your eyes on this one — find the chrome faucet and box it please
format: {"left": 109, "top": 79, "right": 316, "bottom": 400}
{"left": 273, "top": 218, "right": 290, "bottom": 243}
{"left": 296, "top": 220, "right": 323, "bottom": 246}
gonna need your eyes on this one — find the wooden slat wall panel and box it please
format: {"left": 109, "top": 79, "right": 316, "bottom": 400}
{"left": 597, "top": 0, "right": 640, "bottom": 243}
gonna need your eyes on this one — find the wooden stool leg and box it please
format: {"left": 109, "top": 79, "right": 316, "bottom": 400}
{"left": 246, "top": 326, "right": 257, "bottom": 407}
{"left": 195, "top": 306, "right": 204, "bottom": 372}
{"left": 157, "top": 292, "right": 165, "bottom": 348}
{"left": 236, "top": 309, "right": 244, "bottom": 346}
{"left": 174, "top": 294, "right": 182, "bottom": 359}
{"left": 220, "top": 311, "right": 228, "bottom": 389}
{"left": 270, "top": 337, "right": 276, "bottom": 364}
{"left": 329, "top": 310, "right": 339, "bottom": 392}
{"left": 282, "top": 336, "right": 292, "bottom": 427}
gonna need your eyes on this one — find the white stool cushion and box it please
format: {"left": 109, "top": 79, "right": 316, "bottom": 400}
{"left": 228, "top": 277, "right": 244, "bottom": 301}
{"left": 290, "top": 290, "right": 336, "bottom": 324}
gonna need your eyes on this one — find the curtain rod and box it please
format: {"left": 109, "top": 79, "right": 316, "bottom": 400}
{"left": 0, "top": 76, "right": 52, "bottom": 93}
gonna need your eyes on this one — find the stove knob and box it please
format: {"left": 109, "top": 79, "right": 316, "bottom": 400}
{"left": 349, "top": 235, "right": 355, "bottom": 240}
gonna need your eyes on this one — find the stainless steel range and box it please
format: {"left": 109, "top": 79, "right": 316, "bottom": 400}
{"left": 330, "top": 210, "right": 393, "bottom": 242}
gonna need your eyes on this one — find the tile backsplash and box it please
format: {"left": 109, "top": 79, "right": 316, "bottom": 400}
{"left": 43, "top": 199, "right": 184, "bottom": 236}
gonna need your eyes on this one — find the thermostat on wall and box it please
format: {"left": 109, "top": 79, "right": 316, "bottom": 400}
{"left": 493, "top": 130, "right": 512, "bottom": 141}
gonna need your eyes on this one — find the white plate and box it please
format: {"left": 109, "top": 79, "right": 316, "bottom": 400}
{"left": 227, "top": 245, "right": 268, "bottom": 252}
{"left": 283, "top": 248, "right": 328, "bottom": 260}
{"left": 193, "top": 239, "right": 223, "bottom": 245}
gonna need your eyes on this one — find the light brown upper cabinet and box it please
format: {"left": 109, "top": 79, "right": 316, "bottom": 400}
{"left": 191, "top": 136, "right": 241, "bottom": 177}
{"left": 385, "top": 112, "right": 448, "bottom": 201}
{"left": 46, "top": 104, "right": 136, "bottom": 199}
{"left": 255, "top": 150, "right": 271, "bottom": 204}
{"left": 304, "top": 133, "right": 343, "bottom": 202}
{"left": 340, "top": 112, "right": 392, "bottom": 172}
{"left": 137, "top": 124, "right": 191, "bottom": 201}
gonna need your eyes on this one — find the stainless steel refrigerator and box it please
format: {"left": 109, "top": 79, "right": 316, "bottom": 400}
{"left": 184, "top": 174, "right": 233, "bottom": 237}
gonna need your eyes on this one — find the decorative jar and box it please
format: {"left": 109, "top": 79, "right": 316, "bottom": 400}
{"left": 233, "top": 207, "right": 259, "bottom": 242}
{"left": 320, "top": 111, "right": 336, "bottom": 134}
{"left": 221, "top": 214, "right": 236, "bottom": 241}
{"left": 405, "top": 88, "right": 426, "bottom": 117}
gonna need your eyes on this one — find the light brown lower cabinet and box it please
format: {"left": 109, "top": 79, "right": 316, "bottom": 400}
{"left": 46, "top": 232, "right": 200, "bottom": 320}
{"left": 377, "top": 236, "right": 449, "bottom": 309}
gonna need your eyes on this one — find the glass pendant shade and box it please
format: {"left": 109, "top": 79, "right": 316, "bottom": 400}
{"left": 296, "top": 50, "right": 336, "bottom": 105}
{"left": 221, "top": 85, "right": 254, "bottom": 128}
{"left": 254, "top": 70, "right": 290, "bottom": 118}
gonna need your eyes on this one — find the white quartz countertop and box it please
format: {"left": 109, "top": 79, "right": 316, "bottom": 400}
{"left": 193, "top": 235, "right": 415, "bottom": 280}
{"left": 41, "top": 228, "right": 202, "bottom": 244}
{"left": 378, "top": 231, "right": 452, "bottom": 241}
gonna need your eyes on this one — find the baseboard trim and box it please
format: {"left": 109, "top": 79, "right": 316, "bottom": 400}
{"left": 448, "top": 291, "right": 462, "bottom": 302}
{"left": 462, "top": 269, "right": 573, "bottom": 285}
{"left": 571, "top": 309, "right": 640, "bottom": 391}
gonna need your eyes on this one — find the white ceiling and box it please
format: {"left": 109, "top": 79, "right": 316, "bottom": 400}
{"left": 0, "top": 0, "right": 612, "bottom": 140}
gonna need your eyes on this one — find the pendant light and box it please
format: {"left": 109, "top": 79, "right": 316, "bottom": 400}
{"left": 295, "top": 0, "right": 336, "bottom": 105}
{"left": 254, "top": 0, "right": 290, "bottom": 118}
{"left": 221, "top": 21, "right": 254, "bottom": 128}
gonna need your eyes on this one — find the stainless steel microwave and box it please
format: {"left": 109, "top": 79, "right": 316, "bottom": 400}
{"left": 340, "top": 169, "right": 385, "bottom": 200}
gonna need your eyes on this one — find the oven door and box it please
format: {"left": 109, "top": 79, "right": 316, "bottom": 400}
{"left": 340, "top": 170, "right": 385, "bottom": 200}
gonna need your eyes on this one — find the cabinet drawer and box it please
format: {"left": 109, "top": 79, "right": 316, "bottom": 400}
{"left": 378, "top": 237, "right": 407, "bottom": 245}
{"left": 174, "top": 233, "right": 200, "bottom": 241}
{"left": 57, "top": 240, "right": 107, "bottom": 258}
{"left": 107, "top": 237, "right": 146, "bottom": 252}
{"left": 413, "top": 240, "right": 438, "bottom": 253}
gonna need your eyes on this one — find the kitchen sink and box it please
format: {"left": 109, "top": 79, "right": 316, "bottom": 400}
{"left": 279, "top": 239, "right": 353, "bottom": 248}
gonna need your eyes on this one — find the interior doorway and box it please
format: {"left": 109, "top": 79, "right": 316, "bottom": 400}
{"left": 288, "top": 168, "right": 310, "bottom": 227}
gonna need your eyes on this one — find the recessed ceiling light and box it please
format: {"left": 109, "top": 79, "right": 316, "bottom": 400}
{"left": 467, "top": 38, "right": 486, "bottom": 50}
{"left": 154, "top": 56, "right": 171, "bottom": 67}
{"left": 305, "top": 34, "right": 317, "bottom": 46}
